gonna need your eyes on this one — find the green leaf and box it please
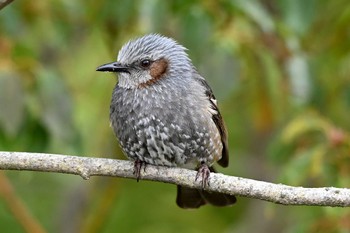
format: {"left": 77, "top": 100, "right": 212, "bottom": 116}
{"left": 0, "top": 71, "right": 25, "bottom": 138}
{"left": 35, "top": 68, "right": 75, "bottom": 142}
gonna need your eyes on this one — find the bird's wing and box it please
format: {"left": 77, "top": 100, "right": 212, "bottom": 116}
{"left": 193, "top": 72, "right": 229, "bottom": 167}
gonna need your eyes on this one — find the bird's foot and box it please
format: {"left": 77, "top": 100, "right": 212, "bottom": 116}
{"left": 133, "top": 159, "right": 146, "bottom": 182}
{"left": 195, "top": 163, "right": 211, "bottom": 189}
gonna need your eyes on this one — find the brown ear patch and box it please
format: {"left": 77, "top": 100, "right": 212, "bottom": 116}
{"left": 150, "top": 58, "right": 168, "bottom": 80}
{"left": 139, "top": 58, "right": 169, "bottom": 88}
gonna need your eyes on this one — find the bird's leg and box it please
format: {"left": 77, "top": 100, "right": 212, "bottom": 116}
{"left": 195, "top": 163, "right": 211, "bottom": 189}
{"left": 133, "top": 159, "right": 146, "bottom": 182}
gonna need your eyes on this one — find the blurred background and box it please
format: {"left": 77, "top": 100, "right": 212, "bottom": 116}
{"left": 0, "top": 0, "right": 350, "bottom": 232}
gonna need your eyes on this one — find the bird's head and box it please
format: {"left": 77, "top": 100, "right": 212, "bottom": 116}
{"left": 96, "top": 34, "right": 192, "bottom": 88}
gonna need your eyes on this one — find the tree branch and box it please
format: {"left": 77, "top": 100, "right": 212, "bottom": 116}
{"left": 0, "top": 151, "right": 349, "bottom": 207}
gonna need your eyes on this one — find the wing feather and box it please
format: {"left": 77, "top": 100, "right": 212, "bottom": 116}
{"left": 194, "top": 73, "right": 229, "bottom": 167}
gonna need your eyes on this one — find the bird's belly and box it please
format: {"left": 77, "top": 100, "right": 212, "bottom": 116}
{"left": 113, "top": 113, "right": 222, "bottom": 169}
{"left": 110, "top": 86, "right": 222, "bottom": 169}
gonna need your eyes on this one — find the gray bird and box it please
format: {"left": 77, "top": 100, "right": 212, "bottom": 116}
{"left": 96, "top": 34, "right": 236, "bottom": 208}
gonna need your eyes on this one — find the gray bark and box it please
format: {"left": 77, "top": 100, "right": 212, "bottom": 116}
{"left": 0, "top": 151, "right": 349, "bottom": 207}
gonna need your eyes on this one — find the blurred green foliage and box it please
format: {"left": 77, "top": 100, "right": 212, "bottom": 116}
{"left": 0, "top": 0, "right": 350, "bottom": 232}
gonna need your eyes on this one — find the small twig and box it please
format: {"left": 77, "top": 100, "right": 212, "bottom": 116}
{"left": 0, "top": 151, "right": 349, "bottom": 207}
{"left": 0, "top": 0, "right": 14, "bottom": 11}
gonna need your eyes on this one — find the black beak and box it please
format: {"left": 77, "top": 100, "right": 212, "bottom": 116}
{"left": 96, "top": 62, "right": 130, "bottom": 73}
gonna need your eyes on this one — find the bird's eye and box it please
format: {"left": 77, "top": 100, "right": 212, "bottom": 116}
{"left": 140, "top": 59, "right": 152, "bottom": 68}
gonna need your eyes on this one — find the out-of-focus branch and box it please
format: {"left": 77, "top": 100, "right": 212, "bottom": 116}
{"left": 0, "top": 151, "right": 349, "bottom": 207}
{"left": 0, "top": 172, "right": 46, "bottom": 233}
{"left": 0, "top": 0, "right": 14, "bottom": 11}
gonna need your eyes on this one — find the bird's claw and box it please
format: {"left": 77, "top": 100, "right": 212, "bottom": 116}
{"left": 195, "top": 163, "right": 211, "bottom": 189}
{"left": 133, "top": 160, "right": 146, "bottom": 182}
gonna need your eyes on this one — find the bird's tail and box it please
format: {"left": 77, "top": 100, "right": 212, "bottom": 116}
{"left": 176, "top": 167, "right": 236, "bottom": 208}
